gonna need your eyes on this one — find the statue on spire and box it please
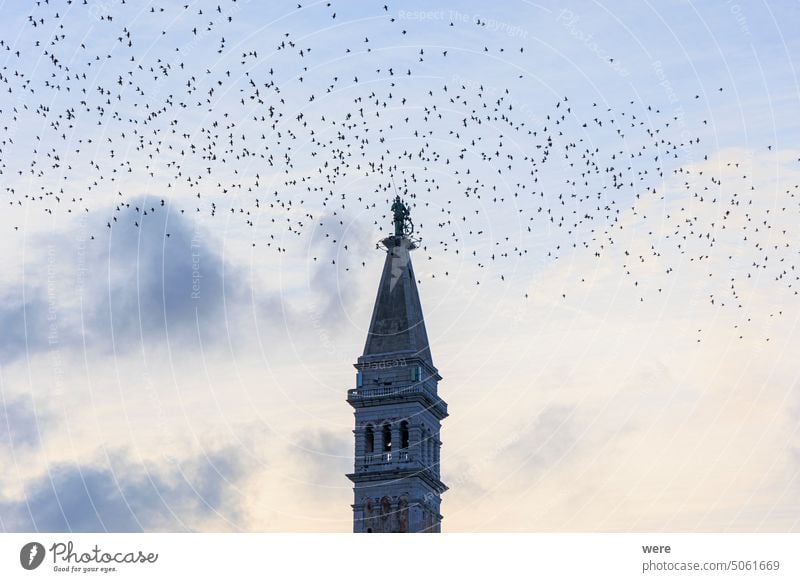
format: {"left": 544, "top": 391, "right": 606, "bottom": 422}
{"left": 391, "top": 195, "right": 413, "bottom": 237}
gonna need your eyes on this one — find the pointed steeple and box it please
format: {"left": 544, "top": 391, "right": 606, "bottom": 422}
{"left": 361, "top": 235, "right": 433, "bottom": 367}
{"left": 347, "top": 197, "right": 447, "bottom": 533}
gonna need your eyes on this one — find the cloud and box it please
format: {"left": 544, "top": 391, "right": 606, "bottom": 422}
{"left": 0, "top": 293, "right": 56, "bottom": 364}
{"left": 0, "top": 197, "right": 375, "bottom": 367}
{"left": 0, "top": 197, "right": 266, "bottom": 364}
{"left": 0, "top": 395, "right": 52, "bottom": 449}
{"left": 293, "top": 428, "right": 352, "bottom": 490}
{"left": 505, "top": 405, "right": 579, "bottom": 475}
{"left": 0, "top": 445, "right": 248, "bottom": 532}
{"left": 84, "top": 198, "right": 251, "bottom": 353}
{"left": 306, "top": 212, "right": 373, "bottom": 328}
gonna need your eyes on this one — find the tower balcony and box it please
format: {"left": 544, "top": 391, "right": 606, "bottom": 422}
{"left": 348, "top": 450, "right": 447, "bottom": 494}
{"left": 364, "top": 450, "right": 411, "bottom": 465}
{"left": 354, "top": 449, "right": 442, "bottom": 479}
{"left": 346, "top": 383, "right": 448, "bottom": 419}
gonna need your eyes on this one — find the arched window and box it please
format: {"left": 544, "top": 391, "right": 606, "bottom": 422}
{"left": 398, "top": 495, "right": 409, "bottom": 533}
{"left": 382, "top": 422, "right": 392, "bottom": 452}
{"left": 400, "top": 420, "right": 409, "bottom": 449}
{"left": 365, "top": 424, "right": 374, "bottom": 454}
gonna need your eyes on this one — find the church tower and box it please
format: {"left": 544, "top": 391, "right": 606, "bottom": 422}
{"left": 346, "top": 197, "right": 448, "bottom": 533}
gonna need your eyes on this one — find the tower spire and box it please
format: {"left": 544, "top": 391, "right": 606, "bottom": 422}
{"left": 346, "top": 198, "right": 447, "bottom": 533}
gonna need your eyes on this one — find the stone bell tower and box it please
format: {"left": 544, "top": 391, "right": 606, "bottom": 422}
{"left": 346, "top": 197, "right": 448, "bottom": 533}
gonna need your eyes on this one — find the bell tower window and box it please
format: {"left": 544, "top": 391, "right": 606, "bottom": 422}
{"left": 365, "top": 425, "right": 374, "bottom": 454}
{"left": 382, "top": 422, "right": 392, "bottom": 452}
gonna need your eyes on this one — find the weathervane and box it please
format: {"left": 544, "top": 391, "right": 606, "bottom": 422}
{"left": 391, "top": 195, "right": 414, "bottom": 237}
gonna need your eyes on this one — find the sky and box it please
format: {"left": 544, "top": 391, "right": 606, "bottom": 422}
{"left": 0, "top": 0, "right": 799, "bottom": 532}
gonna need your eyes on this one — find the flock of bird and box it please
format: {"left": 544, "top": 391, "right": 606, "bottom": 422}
{"left": 1, "top": 0, "right": 797, "bottom": 343}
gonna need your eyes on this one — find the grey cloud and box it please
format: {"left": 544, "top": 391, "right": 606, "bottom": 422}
{"left": 440, "top": 406, "right": 580, "bottom": 500}
{"left": 0, "top": 197, "right": 278, "bottom": 363}
{"left": 308, "top": 213, "right": 372, "bottom": 327}
{"left": 0, "top": 198, "right": 367, "bottom": 364}
{"left": 0, "top": 395, "right": 52, "bottom": 449}
{"left": 0, "top": 446, "right": 248, "bottom": 532}
{"left": 0, "top": 294, "right": 55, "bottom": 363}
{"left": 84, "top": 198, "right": 249, "bottom": 352}
{"left": 504, "top": 404, "right": 579, "bottom": 474}
{"left": 294, "top": 428, "right": 352, "bottom": 489}
{"left": 442, "top": 458, "right": 488, "bottom": 498}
